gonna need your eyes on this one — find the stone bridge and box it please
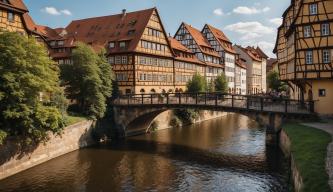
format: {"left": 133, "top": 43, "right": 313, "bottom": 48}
{"left": 111, "top": 93, "right": 316, "bottom": 145}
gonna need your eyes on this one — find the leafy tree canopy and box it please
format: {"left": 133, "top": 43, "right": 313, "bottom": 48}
{"left": 267, "top": 71, "right": 287, "bottom": 92}
{"left": 186, "top": 73, "right": 207, "bottom": 93}
{"left": 0, "top": 32, "right": 65, "bottom": 145}
{"left": 60, "top": 42, "right": 113, "bottom": 119}
{"left": 214, "top": 73, "right": 228, "bottom": 93}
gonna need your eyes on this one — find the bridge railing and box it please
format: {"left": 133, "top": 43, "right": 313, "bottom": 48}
{"left": 112, "top": 93, "right": 314, "bottom": 114}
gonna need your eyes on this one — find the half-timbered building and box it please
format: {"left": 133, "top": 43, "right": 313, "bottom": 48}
{"left": 202, "top": 24, "right": 237, "bottom": 93}
{"left": 174, "top": 23, "right": 223, "bottom": 84}
{"left": 0, "top": 0, "right": 28, "bottom": 34}
{"left": 47, "top": 8, "right": 175, "bottom": 95}
{"left": 168, "top": 37, "right": 206, "bottom": 92}
{"left": 274, "top": 0, "right": 333, "bottom": 114}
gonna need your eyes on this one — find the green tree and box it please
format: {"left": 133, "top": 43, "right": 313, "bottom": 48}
{"left": 60, "top": 42, "right": 113, "bottom": 119}
{"left": 267, "top": 71, "right": 287, "bottom": 92}
{"left": 207, "top": 80, "right": 215, "bottom": 92}
{"left": 214, "top": 73, "right": 228, "bottom": 93}
{"left": 186, "top": 73, "right": 207, "bottom": 93}
{"left": 0, "top": 32, "right": 65, "bottom": 144}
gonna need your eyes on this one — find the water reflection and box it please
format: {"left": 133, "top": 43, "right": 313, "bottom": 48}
{"left": 0, "top": 114, "right": 288, "bottom": 192}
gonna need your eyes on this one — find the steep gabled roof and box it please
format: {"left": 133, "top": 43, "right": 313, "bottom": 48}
{"left": 181, "top": 23, "right": 220, "bottom": 58}
{"left": 205, "top": 24, "right": 236, "bottom": 54}
{"left": 256, "top": 47, "right": 269, "bottom": 59}
{"left": 0, "top": 0, "right": 28, "bottom": 12}
{"left": 168, "top": 37, "right": 204, "bottom": 65}
{"left": 64, "top": 8, "right": 156, "bottom": 53}
{"left": 235, "top": 45, "right": 262, "bottom": 62}
{"left": 236, "top": 58, "right": 247, "bottom": 69}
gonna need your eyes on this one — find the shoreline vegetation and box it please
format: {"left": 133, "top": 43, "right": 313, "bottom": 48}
{"left": 283, "top": 123, "right": 332, "bottom": 192}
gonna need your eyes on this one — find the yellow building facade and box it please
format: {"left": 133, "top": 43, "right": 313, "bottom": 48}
{"left": 0, "top": 0, "right": 28, "bottom": 34}
{"left": 274, "top": 0, "right": 333, "bottom": 115}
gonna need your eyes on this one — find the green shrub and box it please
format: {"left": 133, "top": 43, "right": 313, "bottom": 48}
{"left": 169, "top": 117, "right": 182, "bottom": 128}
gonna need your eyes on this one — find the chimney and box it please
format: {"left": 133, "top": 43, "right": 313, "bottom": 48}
{"left": 122, "top": 9, "right": 127, "bottom": 17}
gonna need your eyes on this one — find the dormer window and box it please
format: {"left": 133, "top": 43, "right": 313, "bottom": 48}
{"left": 58, "top": 41, "right": 64, "bottom": 46}
{"left": 109, "top": 42, "right": 115, "bottom": 49}
{"left": 119, "top": 41, "right": 126, "bottom": 48}
{"left": 50, "top": 41, "right": 56, "bottom": 46}
{"left": 127, "top": 30, "right": 135, "bottom": 35}
{"left": 309, "top": 3, "right": 317, "bottom": 15}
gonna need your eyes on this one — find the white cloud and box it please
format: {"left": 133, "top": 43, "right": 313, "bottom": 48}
{"left": 61, "top": 9, "right": 72, "bottom": 16}
{"left": 225, "top": 21, "right": 274, "bottom": 35}
{"left": 42, "top": 7, "right": 72, "bottom": 16}
{"left": 213, "top": 8, "right": 224, "bottom": 16}
{"left": 240, "top": 33, "right": 262, "bottom": 40}
{"left": 233, "top": 6, "right": 270, "bottom": 15}
{"left": 42, "top": 7, "right": 61, "bottom": 15}
{"left": 269, "top": 18, "right": 283, "bottom": 26}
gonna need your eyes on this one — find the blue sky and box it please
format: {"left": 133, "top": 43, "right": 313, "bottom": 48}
{"left": 24, "top": 0, "right": 290, "bottom": 57}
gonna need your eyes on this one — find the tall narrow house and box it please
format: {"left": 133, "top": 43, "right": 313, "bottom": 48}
{"left": 202, "top": 24, "right": 237, "bottom": 93}
{"left": 274, "top": 0, "right": 333, "bottom": 115}
{"left": 168, "top": 37, "right": 206, "bottom": 92}
{"left": 48, "top": 8, "right": 175, "bottom": 94}
{"left": 174, "top": 23, "right": 223, "bottom": 83}
{"left": 234, "top": 45, "right": 265, "bottom": 95}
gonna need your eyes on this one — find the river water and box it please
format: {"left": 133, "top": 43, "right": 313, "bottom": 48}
{"left": 0, "top": 114, "right": 289, "bottom": 192}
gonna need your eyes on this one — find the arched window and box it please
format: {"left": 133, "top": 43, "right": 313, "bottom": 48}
{"left": 179, "top": 88, "right": 184, "bottom": 93}
{"left": 168, "top": 89, "right": 173, "bottom": 93}
{"left": 140, "top": 89, "right": 145, "bottom": 93}
{"left": 175, "top": 88, "right": 179, "bottom": 93}
{"left": 150, "top": 89, "right": 156, "bottom": 93}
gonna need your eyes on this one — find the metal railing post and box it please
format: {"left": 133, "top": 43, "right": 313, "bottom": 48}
{"left": 260, "top": 97, "right": 264, "bottom": 111}
{"left": 179, "top": 93, "right": 181, "bottom": 104}
{"left": 127, "top": 95, "right": 130, "bottom": 105}
{"left": 141, "top": 94, "right": 144, "bottom": 105}
{"left": 205, "top": 93, "right": 207, "bottom": 105}
{"left": 151, "top": 94, "right": 153, "bottom": 104}
{"left": 196, "top": 93, "right": 198, "bottom": 105}
{"left": 167, "top": 93, "right": 169, "bottom": 105}
{"left": 246, "top": 96, "right": 250, "bottom": 109}
{"left": 285, "top": 100, "right": 288, "bottom": 113}
{"left": 232, "top": 95, "right": 234, "bottom": 107}
{"left": 215, "top": 94, "right": 218, "bottom": 106}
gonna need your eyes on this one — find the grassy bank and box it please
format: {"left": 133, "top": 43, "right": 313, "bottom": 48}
{"left": 283, "top": 123, "right": 332, "bottom": 192}
{"left": 65, "top": 114, "right": 88, "bottom": 126}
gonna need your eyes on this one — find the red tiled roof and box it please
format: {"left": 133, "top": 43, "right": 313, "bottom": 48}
{"left": 64, "top": 8, "right": 156, "bottom": 54}
{"left": 236, "top": 59, "right": 247, "bottom": 69}
{"left": 168, "top": 37, "right": 205, "bottom": 65}
{"left": 236, "top": 45, "right": 262, "bottom": 62}
{"left": 256, "top": 47, "right": 269, "bottom": 59}
{"left": 205, "top": 24, "right": 236, "bottom": 54}
{"left": 182, "top": 23, "right": 220, "bottom": 58}
{"left": 0, "top": 0, "right": 28, "bottom": 12}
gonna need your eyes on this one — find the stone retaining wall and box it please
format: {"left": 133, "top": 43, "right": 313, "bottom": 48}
{"left": 0, "top": 120, "right": 94, "bottom": 180}
{"left": 279, "top": 130, "right": 304, "bottom": 192}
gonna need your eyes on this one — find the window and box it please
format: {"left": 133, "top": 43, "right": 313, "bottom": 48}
{"left": 109, "top": 42, "right": 115, "bottom": 49}
{"left": 121, "top": 56, "right": 127, "bottom": 64}
{"left": 319, "top": 89, "right": 326, "bottom": 97}
{"left": 119, "top": 41, "right": 126, "bottom": 48}
{"left": 108, "top": 57, "right": 115, "bottom": 64}
{"left": 115, "top": 56, "right": 121, "bottom": 64}
{"left": 50, "top": 41, "right": 56, "bottom": 46}
{"left": 306, "top": 51, "right": 313, "bottom": 64}
{"left": 7, "top": 12, "right": 14, "bottom": 22}
{"left": 127, "top": 30, "right": 135, "bottom": 35}
{"left": 58, "top": 41, "right": 64, "bottom": 46}
{"left": 309, "top": 3, "right": 317, "bottom": 15}
{"left": 304, "top": 26, "right": 312, "bottom": 37}
{"left": 323, "top": 50, "right": 330, "bottom": 64}
{"left": 321, "top": 23, "right": 330, "bottom": 36}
